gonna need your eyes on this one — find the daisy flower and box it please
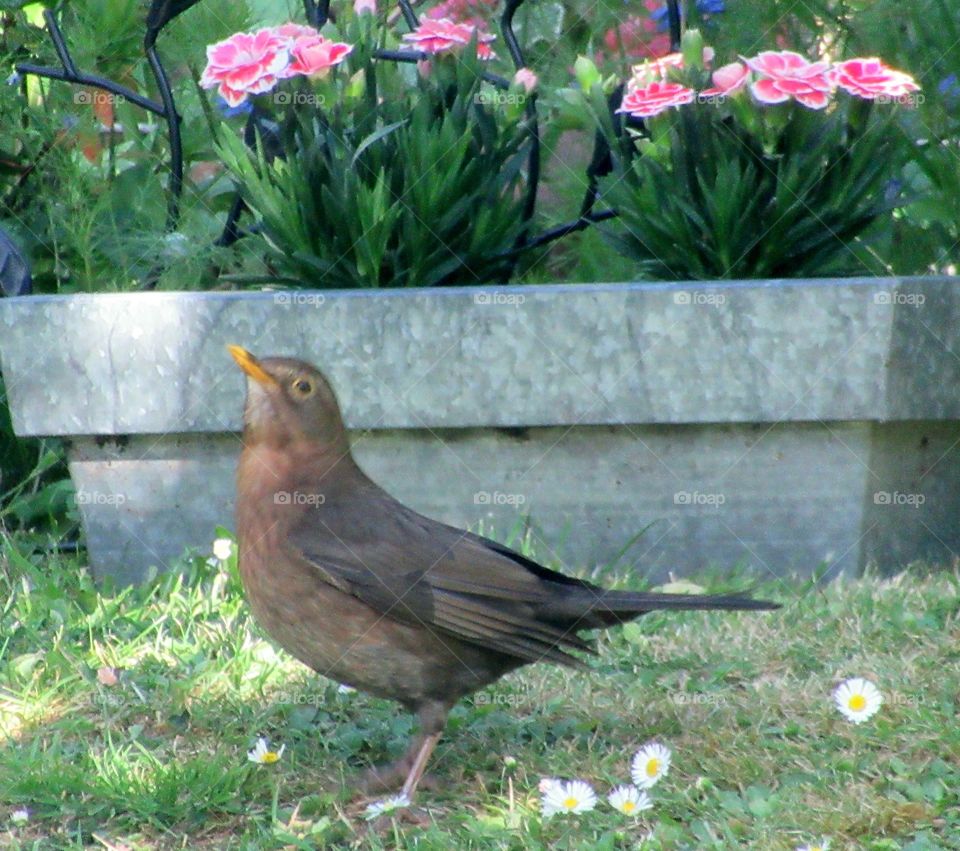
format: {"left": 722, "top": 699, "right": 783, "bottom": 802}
{"left": 631, "top": 742, "right": 671, "bottom": 788}
{"left": 607, "top": 784, "right": 652, "bottom": 815}
{"left": 364, "top": 792, "right": 411, "bottom": 820}
{"left": 10, "top": 808, "right": 29, "bottom": 825}
{"left": 337, "top": 683, "right": 356, "bottom": 695}
{"left": 796, "top": 840, "right": 830, "bottom": 851}
{"left": 247, "top": 736, "right": 285, "bottom": 764}
{"left": 212, "top": 537, "right": 233, "bottom": 561}
{"left": 538, "top": 776, "right": 560, "bottom": 793}
{"left": 541, "top": 778, "right": 597, "bottom": 817}
{"left": 833, "top": 677, "right": 882, "bottom": 724}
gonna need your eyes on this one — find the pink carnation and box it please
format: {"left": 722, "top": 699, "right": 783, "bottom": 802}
{"left": 402, "top": 17, "right": 496, "bottom": 60}
{"left": 281, "top": 34, "right": 353, "bottom": 78}
{"left": 513, "top": 67, "right": 538, "bottom": 93}
{"left": 830, "top": 57, "right": 920, "bottom": 100}
{"left": 425, "top": 0, "right": 496, "bottom": 27}
{"left": 270, "top": 23, "right": 320, "bottom": 42}
{"left": 603, "top": 16, "right": 666, "bottom": 59}
{"left": 744, "top": 50, "right": 833, "bottom": 110}
{"left": 630, "top": 47, "right": 715, "bottom": 86}
{"left": 700, "top": 61, "right": 749, "bottom": 97}
{"left": 200, "top": 28, "right": 290, "bottom": 107}
{"left": 617, "top": 80, "right": 695, "bottom": 118}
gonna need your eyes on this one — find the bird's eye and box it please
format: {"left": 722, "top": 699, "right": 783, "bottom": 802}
{"left": 292, "top": 378, "right": 314, "bottom": 397}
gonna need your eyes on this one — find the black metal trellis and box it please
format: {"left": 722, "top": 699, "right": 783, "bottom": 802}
{"left": 15, "top": 2, "right": 200, "bottom": 233}
{"left": 6, "top": 0, "right": 684, "bottom": 294}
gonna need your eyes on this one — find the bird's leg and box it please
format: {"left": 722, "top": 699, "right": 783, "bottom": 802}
{"left": 400, "top": 730, "right": 441, "bottom": 800}
{"left": 359, "top": 701, "right": 448, "bottom": 798}
{"left": 398, "top": 701, "right": 447, "bottom": 801}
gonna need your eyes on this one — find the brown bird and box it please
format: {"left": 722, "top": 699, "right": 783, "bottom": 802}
{"left": 228, "top": 345, "right": 778, "bottom": 800}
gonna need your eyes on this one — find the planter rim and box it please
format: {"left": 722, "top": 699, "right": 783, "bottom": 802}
{"left": 0, "top": 274, "right": 950, "bottom": 309}
{"left": 2, "top": 275, "right": 958, "bottom": 436}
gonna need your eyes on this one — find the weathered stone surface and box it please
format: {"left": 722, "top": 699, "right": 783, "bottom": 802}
{"left": 2, "top": 277, "right": 956, "bottom": 437}
{"left": 2, "top": 278, "right": 959, "bottom": 584}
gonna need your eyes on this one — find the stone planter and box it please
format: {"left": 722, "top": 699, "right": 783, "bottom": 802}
{"left": 2, "top": 277, "right": 958, "bottom": 585}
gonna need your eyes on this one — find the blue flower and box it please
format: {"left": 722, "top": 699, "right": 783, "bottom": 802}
{"left": 649, "top": 5, "right": 670, "bottom": 31}
{"left": 884, "top": 178, "right": 903, "bottom": 204}
{"left": 216, "top": 95, "right": 253, "bottom": 118}
{"left": 938, "top": 73, "right": 959, "bottom": 99}
{"left": 651, "top": 1, "right": 725, "bottom": 32}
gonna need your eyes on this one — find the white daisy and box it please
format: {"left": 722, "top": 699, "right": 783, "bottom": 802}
{"left": 247, "top": 736, "right": 285, "bottom": 764}
{"left": 10, "top": 808, "right": 29, "bottom": 825}
{"left": 833, "top": 678, "right": 882, "bottom": 724}
{"left": 364, "top": 792, "right": 411, "bottom": 820}
{"left": 796, "top": 840, "right": 831, "bottom": 851}
{"left": 337, "top": 683, "right": 356, "bottom": 695}
{"left": 631, "top": 742, "right": 671, "bottom": 788}
{"left": 541, "top": 778, "right": 597, "bottom": 817}
{"left": 212, "top": 537, "right": 233, "bottom": 562}
{"left": 607, "top": 784, "right": 652, "bottom": 816}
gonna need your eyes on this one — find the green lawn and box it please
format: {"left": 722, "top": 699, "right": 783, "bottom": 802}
{"left": 1, "top": 535, "right": 958, "bottom": 849}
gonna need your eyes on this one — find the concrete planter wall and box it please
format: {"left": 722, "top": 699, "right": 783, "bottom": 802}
{"left": 2, "top": 277, "right": 959, "bottom": 585}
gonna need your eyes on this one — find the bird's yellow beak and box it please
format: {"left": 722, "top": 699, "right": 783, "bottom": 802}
{"left": 228, "top": 345, "right": 276, "bottom": 387}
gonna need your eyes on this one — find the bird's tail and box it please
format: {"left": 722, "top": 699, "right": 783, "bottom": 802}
{"left": 563, "top": 589, "right": 780, "bottom": 628}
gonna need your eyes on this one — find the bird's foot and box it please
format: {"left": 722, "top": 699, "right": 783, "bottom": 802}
{"left": 357, "top": 760, "right": 439, "bottom": 794}
{"left": 364, "top": 806, "right": 432, "bottom": 831}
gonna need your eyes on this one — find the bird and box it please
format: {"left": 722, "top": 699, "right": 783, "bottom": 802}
{"left": 227, "top": 345, "right": 779, "bottom": 801}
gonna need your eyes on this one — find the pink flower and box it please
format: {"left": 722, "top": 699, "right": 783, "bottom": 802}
{"left": 425, "top": 0, "right": 496, "bottom": 26}
{"left": 513, "top": 67, "right": 538, "bottom": 93}
{"left": 830, "top": 57, "right": 920, "bottom": 100}
{"left": 270, "top": 23, "right": 320, "bottom": 42}
{"left": 603, "top": 17, "right": 668, "bottom": 59}
{"left": 617, "top": 80, "right": 695, "bottom": 118}
{"left": 743, "top": 50, "right": 833, "bottom": 109}
{"left": 402, "top": 17, "right": 496, "bottom": 60}
{"left": 476, "top": 41, "right": 496, "bottom": 61}
{"left": 281, "top": 34, "right": 353, "bottom": 78}
{"left": 630, "top": 47, "right": 715, "bottom": 86}
{"left": 354, "top": 0, "right": 377, "bottom": 14}
{"left": 200, "top": 28, "right": 290, "bottom": 107}
{"left": 634, "top": 51, "right": 684, "bottom": 81}
{"left": 700, "top": 61, "right": 749, "bottom": 97}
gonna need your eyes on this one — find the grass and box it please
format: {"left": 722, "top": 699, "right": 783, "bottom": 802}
{"left": 1, "top": 532, "right": 959, "bottom": 850}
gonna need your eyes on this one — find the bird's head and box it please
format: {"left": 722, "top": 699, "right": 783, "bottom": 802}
{"left": 228, "top": 345, "right": 349, "bottom": 450}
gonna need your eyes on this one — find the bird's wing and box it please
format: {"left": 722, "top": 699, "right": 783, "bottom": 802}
{"left": 284, "top": 496, "right": 597, "bottom": 667}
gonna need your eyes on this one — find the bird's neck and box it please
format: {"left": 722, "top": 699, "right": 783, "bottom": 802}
{"left": 237, "top": 437, "right": 364, "bottom": 508}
